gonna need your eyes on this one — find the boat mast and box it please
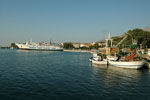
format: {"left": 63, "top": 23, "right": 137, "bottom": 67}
{"left": 105, "top": 32, "right": 113, "bottom": 47}
{"left": 105, "top": 32, "right": 113, "bottom": 55}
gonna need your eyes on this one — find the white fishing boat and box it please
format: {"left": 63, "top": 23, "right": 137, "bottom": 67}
{"left": 109, "top": 60, "right": 144, "bottom": 69}
{"left": 103, "top": 32, "right": 145, "bottom": 69}
{"left": 108, "top": 48, "right": 145, "bottom": 69}
{"left": 16, "top": 41, "right": 63, "bottom": 51}
{"left": 91, "top": 59, "right": 108, "bottom": 65}
{"left": 107, "top": 56, "right": 118, "bottom": 61}
{"left": 89, "top": 53, "right": 107, "bottom": 65}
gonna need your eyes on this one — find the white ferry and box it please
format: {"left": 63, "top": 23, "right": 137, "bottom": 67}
{"left": 16, "top": 41, "right": 63, "bottom": 51}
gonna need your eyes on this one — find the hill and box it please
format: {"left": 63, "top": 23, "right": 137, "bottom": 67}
{"left": 103, "top": 28, "right": 150, "bottom": 49}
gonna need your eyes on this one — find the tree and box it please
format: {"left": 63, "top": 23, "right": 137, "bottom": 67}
{"left": 63, "top": 43, "right": 74, "bottom": 49}
{"left": 110, "top": 28, "right": 150, "bottom": 49}
{"left": 89, "top": 42, "right": 100, "bottom": 50}
{"left": 10, "top": 43, "right": 18, "bottom": 48}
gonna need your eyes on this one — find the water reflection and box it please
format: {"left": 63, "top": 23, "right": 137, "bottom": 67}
{"left": 91, "top": 64, "right": 146, "bottom": 89}
{"left": 16, "top": 49, "right": 55, "bottom": 53}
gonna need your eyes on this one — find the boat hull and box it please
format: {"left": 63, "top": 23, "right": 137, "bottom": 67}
{"left": 109, "top": 61, "right": 144, "bottom": 69}
{"left": 107, "top": 56, "right": 118, "bottom": 61}
{"left": 91, "top": 60, "right": 108, "bottom": 65}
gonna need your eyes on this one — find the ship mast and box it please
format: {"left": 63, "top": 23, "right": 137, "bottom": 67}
{"left": 105, "top": 32, "right": 113, "bottom": 56}
{"left": 105, "top": 32, "right": 113, "bottom": 47}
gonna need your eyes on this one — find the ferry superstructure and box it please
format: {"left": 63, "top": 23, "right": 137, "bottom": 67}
{"left": 16, "top": 41, "right": 63, "bottom": 51}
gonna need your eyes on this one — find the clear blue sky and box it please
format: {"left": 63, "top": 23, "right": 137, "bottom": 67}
{"left": 0, "top": 0, "right": 150, "bottom": 46}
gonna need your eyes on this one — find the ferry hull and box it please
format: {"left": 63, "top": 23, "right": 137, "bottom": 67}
{"left": 18, "top": 48, "right": 63, "bottom": 51}
{"left": 109, "top": 61, "right": 144, "bottom": 69}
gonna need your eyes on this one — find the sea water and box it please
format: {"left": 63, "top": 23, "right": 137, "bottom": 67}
{"left": 0, "top": 49, "right": 150, "bottom": 100}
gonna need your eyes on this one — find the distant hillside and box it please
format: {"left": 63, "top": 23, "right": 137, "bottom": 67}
{"left": 143, "top": 27, "right": 150, "bottom": 32}
{"left": 98, "top": 28, "right": 150, "bottom": 48}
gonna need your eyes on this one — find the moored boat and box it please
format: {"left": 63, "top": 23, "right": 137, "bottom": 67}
{"left": 109, "top": 60, "right": 144, "bottom": 69}
{"left": 107, "top": 56, "right": 118, "bottom": 61}
{"left": 108, "top": 48, "right": 145, "bottom": 69}
{"left": 89, "top": 53, "right": 108, "bottom": 65}
{"left": 16, "top": 41, "right": 63, "bottom": 51}
{"left": 91, "top": 59, "right": 107, "bottom": 65}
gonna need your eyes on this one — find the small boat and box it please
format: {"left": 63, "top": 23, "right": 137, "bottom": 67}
{"left": 107, "top": 56, "right": 118, "bottom": 61}
{"left": 91, "top": 59, "right": 108, "bottom": 65}
{"left": 89, "top": 53, "right": 107, "bottom": 65}
{"left": 89, "top": 53, "right": 100, "bottom": 61}
{"left": 109, "top": 60, "right": 144, "bottom": 69}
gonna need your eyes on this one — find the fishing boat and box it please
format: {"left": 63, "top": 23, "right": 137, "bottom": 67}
{"left": 16, "top": 41, "right": 63, "bottom": 51}
{"left": 91, "top": 59, "right": 108, "bottom": 65}
{"left": 90, "top": 53, "right": 107, "bottom": 65}
{"left": 108, "top": 48, "right": 144, "bottom": 69}
{"left": 107, "top": 56, "right": 118, "bottom": 61}
{"left": 108, "top": 60, "right": 144, "bottom": 69}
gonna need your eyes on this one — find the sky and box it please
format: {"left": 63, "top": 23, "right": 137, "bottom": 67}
{"left": 0, "top": 0, "right": 150, "bottom": 46}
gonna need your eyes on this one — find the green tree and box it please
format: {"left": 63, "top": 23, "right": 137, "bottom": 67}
{"left": 10, "top": 43, "right": 18, "bottom": 48}
{"left": 111, "top": 28, "right": 150, "bottom": 49}
{"left": 89, "top": 42, "right": 99, "bottom": 50}
{"left": 129, "top": 28, "right": 150, "bottom": 48}
{"left": 63, "top": 43, "right": 74, "bottom": 49}
{"left": 80, "top": 46, "right": 88, "bottom": 50}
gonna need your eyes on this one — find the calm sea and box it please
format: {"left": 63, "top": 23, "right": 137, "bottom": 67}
{"left": 0, "top": 49, "right": 150, "bottom": 100}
